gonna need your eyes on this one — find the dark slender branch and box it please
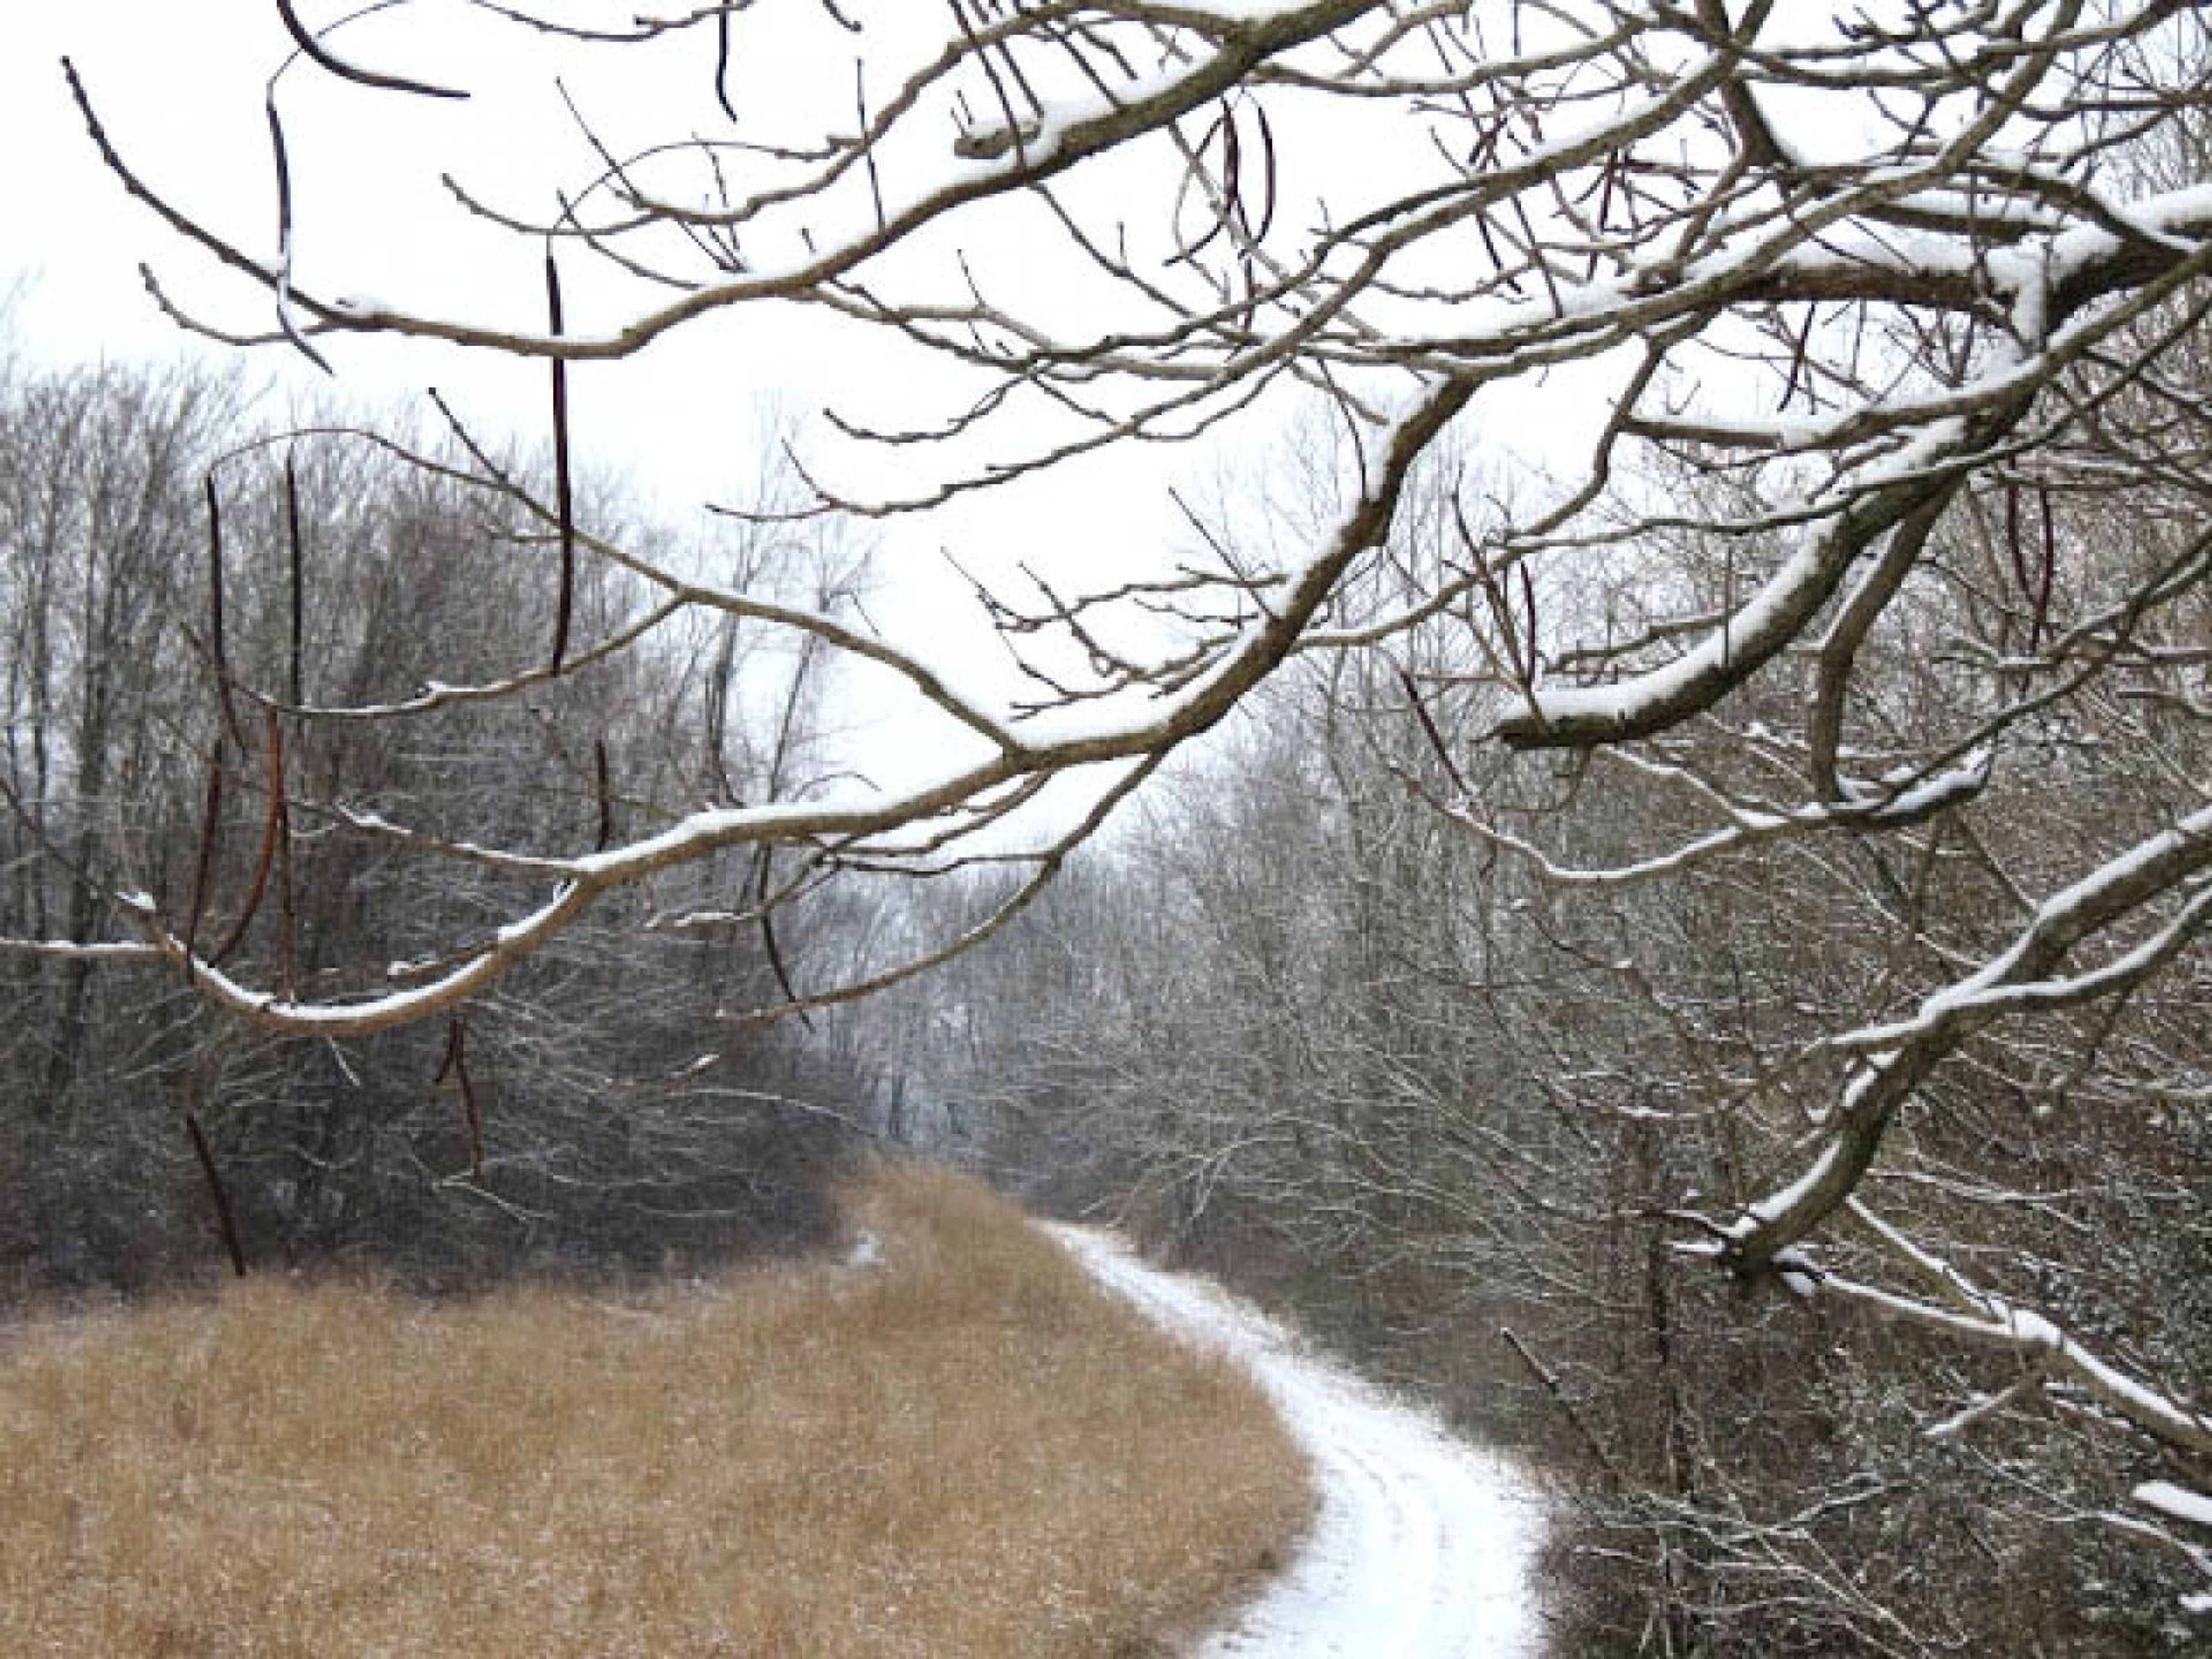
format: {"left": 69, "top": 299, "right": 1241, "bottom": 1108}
{"left": 1501, "top": 1325, "right": 1625, "bottom": 1488}
{"left": 270, "top": 715, "right": 300, "bottom": 1003}
{"left": 208, "top": 712, "right": 285, "bottom": 966}
{"left": 185, "top": 1111, "right": 250, "bottom": 1278}
{"left": 854, "top": 59, "right": 885, "bottom": 234}
{"left": 1395, "top": 664, "right": 1471, "bottom": 797}
{"left": 593, "top": 737, "right": 613, "bottom": 851}
{"left": 273, "top": 0, "right": 468, "bottom": 99}
{"left": 713, "top": 3, "right": 738, "bottom": 123}
{"left": 434, "top": 1013, "right": 484, "bottom": 1183}
{"left": 751, "top": 847, "right": 813, "bottom": 1032}
{"left": 284, "top": 450, "right": 306, "bottom": 708}
{"left": 546, "top": 251, "right": 577, "bottom": 675}
{"left": 204, "top": 474, "right": 247, "bottom": 751}
{"left": 263, "top": 93, "right": 332, "bottom": 373}
{"left": 181, "top": 748, "right": 226, "bottom": 987}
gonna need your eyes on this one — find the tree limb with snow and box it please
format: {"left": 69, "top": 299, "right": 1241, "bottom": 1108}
{"left": 26, "top": 0, "right": 2212, "bottom": 1622}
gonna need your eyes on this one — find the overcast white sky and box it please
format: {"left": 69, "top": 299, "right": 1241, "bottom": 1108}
{"left": 1, "top": 4, "right": 1240, "bottom": 802}
{"left": 3, "top": 5, "right": 1121, "bottom": 508}
{"left": 0, "top": 3, "right": 1614, "bottom": 816}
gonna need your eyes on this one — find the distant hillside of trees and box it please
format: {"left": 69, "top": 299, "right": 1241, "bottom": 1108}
{"left": 879, "top": 421, "right": 2212, "bottom": 1652}
{"left": 0, "top": 354, "right": 877, "bottom": 1293}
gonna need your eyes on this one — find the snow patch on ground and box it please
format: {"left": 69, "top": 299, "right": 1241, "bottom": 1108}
{"left": 1055, "top": 1225, "right": 1547, "bottom": 1657}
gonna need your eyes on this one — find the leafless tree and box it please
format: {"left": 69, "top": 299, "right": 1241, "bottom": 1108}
{"left": 31, "top": 0, "right": 2212, "bottom": 1620}
{"left": 0, "top": 356, "right": 868, "bottom": 1290}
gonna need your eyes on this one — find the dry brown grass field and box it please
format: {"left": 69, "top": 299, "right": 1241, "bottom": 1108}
{"left": 0, "top": 1161, "right": 1309, "bottom": 1657}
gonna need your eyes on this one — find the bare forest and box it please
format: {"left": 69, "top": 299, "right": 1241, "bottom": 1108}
{"left": 7, "top": 3, "right": 2212, "bottom": 1653}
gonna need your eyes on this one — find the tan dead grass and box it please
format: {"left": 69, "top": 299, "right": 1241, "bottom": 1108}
{"left": 0, "top": 1160, "right": 1309, "bottom": 1657}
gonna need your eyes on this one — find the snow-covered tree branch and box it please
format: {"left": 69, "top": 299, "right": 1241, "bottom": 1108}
{"left": 21, "top": 2, "right": 2212, "bottom": 1638}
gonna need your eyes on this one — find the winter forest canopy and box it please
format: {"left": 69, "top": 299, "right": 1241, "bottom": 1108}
{"left": 6, "top": 1, "right": 2212, "bottom": 1649}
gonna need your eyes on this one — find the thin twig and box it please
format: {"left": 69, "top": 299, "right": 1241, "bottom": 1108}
{"left": 185, "top": 1112, "right": 250, "bottom": 1278}
{"left": 546, "top": 251, "right": 577, "bottom": 674}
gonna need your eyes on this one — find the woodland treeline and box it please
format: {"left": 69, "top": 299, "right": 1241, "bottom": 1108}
{"left": 0, "top": 354, "right": 870, "bottom": 1291}
{"left": 5, "top": 344, "right": 2208, "bottom": 1656}
{"left": 15, "top": 2, "right": 2212, "bottom": 1652}
{"left": 5, "top": 346, "right": 2208, "bottom": 1658}
{"left": 874, "top": 439, "right": 2212, "bottom": 1654}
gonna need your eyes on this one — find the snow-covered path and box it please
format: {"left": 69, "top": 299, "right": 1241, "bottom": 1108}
{"left": 1055, "top": 1226, "right": 1546, "bottom": 1658}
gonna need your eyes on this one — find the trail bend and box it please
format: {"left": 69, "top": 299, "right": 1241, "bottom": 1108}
{"left": 1056, "top": 1226, "right": 1546, "bottom": 1658}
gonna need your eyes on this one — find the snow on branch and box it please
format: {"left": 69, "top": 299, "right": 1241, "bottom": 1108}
{"left": 1726, "top": 806, "right": 2212, "bottom": 1274}
{"left": 1785, "top": 1237, "right": 2212, "bottom": 1461}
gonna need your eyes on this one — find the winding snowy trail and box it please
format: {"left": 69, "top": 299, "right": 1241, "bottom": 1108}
{"left": 1055, "top": 1226, "right": 1546, "bottom": 1658}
